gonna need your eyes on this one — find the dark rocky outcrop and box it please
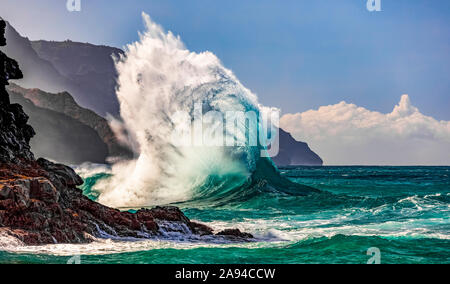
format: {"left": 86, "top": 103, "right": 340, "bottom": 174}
{"left": 0, "top": 20, "right": 34, "bottom": 162}
{"left": 216, "top": 229, "right": 254, "bottom": 239}
{"left": 0, "top": 20, "right": 5, "bottom": 46}
{"left": 0, "top": 159, "right": 253, "bottom": 245}
{"left": 273, "top": 128, "right": 323, "bottom": 166}
{"left": 0, "top": 19, "right": 252, "bottom": 245}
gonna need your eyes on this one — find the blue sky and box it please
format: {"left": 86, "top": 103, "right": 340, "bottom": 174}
{"left": 1, "top": 0, "right": 449, "bottom": 119}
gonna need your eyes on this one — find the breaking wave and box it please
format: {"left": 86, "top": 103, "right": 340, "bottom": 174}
{"left": 94, "top": 13, "right": 287, "bottom": 207}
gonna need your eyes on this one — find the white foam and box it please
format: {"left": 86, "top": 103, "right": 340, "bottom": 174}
{"left": 2, "top": 213, "right": 448, "bottom": 257}
{"left": 73, "top": 163, "right": 111, "bottom": 179}
{"left": 0, "top": 230, "right": 25, "bottom": 248}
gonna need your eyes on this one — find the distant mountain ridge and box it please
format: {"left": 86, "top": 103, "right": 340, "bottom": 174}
{"left": 272, "top": 128, "right": 323, "bottom": 166}
{"left": 8, "top": 89, "right": 109, "bottom": 164}
{"left": 31, "top": 40, "right": 123, "bottom": 116}
{"left": 7, "top": 83, "right": 131, "bottom": 163}
{"left": 0, "top": 23, "right": 72, "bottom": 95}
{"left": 1, "top": 22, "right": 122, "bottom": 116}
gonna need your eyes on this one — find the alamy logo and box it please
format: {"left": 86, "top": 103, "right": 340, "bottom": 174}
{"left": 170, "top": 103, "right": 280, "bottom": 158}
{"left": 367, "top": 247, "right": 381, "bottom": 264}
{"left": 67, "top": 0, "right": 81, "bottom": 12}
{"left": 67, "top": 255, "right": 81, "bottom": 264}
{"left": 367, "top": 0, "right": 382, "bottom": 12}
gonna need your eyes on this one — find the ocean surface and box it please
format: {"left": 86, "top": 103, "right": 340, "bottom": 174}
{"left": 0, "top": 166, "right": 449, "bottom": 264}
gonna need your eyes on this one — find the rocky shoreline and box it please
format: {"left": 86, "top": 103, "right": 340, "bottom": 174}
{"left": 0, "top": 159, "right": 253, "bottom": 245}
{"left": 0, "top": 19, "right": 252, "bottom": 246}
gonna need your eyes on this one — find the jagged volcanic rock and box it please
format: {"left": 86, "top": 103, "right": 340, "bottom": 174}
{"left": 0, "top": 20, "right": 5, "bottom": 47}
{"left": 0, "top": 159, "right": 231, "bottom": 245}
{"left": 216, "top": 229, "right": 254, "bottom": 239}
{"left": 0, "top": 20, "right": 34, "bottom": 162}
{"left": 0, "top": 159, "right": 208, "bottom": 244}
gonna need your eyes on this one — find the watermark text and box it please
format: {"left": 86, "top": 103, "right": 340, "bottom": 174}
{"left": 67, "top": 0, "right": 81, "bottom": 12}
{"left": 367, "top": 0, "right": 382, "bottom": 12}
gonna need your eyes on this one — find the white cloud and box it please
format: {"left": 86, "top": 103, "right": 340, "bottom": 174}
{"left": 280, "top": 95, "right": 450, "bottom": 165}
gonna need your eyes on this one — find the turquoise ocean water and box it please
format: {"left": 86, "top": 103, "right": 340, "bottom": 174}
{"left": 1, "top": 166, "right": 449, "bottom": 264}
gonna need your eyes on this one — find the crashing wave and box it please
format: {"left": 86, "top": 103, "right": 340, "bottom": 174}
{"left": 93, "top": 13, "right": 315, "bottom": 208}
